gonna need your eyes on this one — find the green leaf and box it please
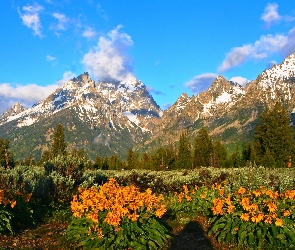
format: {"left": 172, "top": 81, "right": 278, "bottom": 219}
{"left": 247, "top": 233, "right": 255, "bottom": 246}
{"left": 271, "top": 224, "right": 278, "bottom": 237}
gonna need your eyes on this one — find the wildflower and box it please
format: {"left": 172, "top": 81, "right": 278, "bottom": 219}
{"left": 200, "top": 192, "right": 206, "bottom": 198}
{"left": 155, "top": 205, "right": 167, "bottom": 218}
{"left": 283, "top": 210, "right": 291, "bottom": 217}
{"left": 240, "top": 213, "right": 250, "bottom": 221}
{"left": 238, "top": 187, "right": 246, "bottom": 195}
{"left": 264, "top": 216, "right": 272, "bottom": 224}
{"left": 227, "top": 204, "right": 235, "bottom": 214}
{"left": 267, "top": 202, "right": 277, "bottom": 213}
{"left": 275, "top": 218, "right": 283, "bottom": 227}
{"left": 183, "top": 185, "right": 189, "bottom": 195}
{"left": 253, "top": 190, "right": 261, "bottom": 197}
{"left": 251, "top": 213, "right": 264, "bottom": 223}
{"left": 218, "top": 190, "right": 224, "bottom": 196}
{"left": 97, "top": 228, "right": 104, "bottom": 238}
{"left": 185, "top": 195, "right": 192, "bottom": 202}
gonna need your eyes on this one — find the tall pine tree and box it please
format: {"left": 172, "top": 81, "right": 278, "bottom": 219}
{"left": 193, "top": 127, "right": 213, "bottom": 167}
{"left": 0, "top": 138, "right": 15, "bottom": 169}
{"left": 176, "top": 130, "right": 192, "bottom": 169}
{"left": 253, "top": 102, "right": 295, "bottom": 167}
{"left": 50, "top": 123, "right": 67, "bottom": 158}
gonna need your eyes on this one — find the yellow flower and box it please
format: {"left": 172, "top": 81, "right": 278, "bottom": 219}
{"left": 264, "top": 215, "right": 272, "bottom": 224}
{"left": 238, "top": 187, "right": 246, "bottom": 195}
{"left": 227, "top": 204, "right": 235, "bottom": 214}
{"left": 200, "top": 192, "right": 206, "bottom": 199}
{"left": 185, "top": 195, "right": 192, "bottom": 202}
{"left": 253, "top": 190, "right": 261, "bottom": 197}
{"left": 267, "top": 202, "right": 277, "bottom": 213}
{"left": 251, "top": 213, "right": 264, "bottom": 223}
{"left": 283, "top": 210, "right": 291, "bottom": 217}
{"left": 240, "top": 213, "right": 250, "bottom": 221}
{"left": 275, "top": 218, "right": 283, "bottom": 227}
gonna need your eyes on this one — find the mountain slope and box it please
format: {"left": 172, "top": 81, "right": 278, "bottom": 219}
{"left": 0, "top": 73, "right": 161, "bottom": 160}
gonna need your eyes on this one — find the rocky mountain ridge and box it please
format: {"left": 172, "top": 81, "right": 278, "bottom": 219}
{"left": 1, "top": 53, "right": 295, "bottom": 160}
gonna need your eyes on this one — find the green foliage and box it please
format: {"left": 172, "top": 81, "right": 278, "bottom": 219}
{"left": 176, "top": 130, "right": 192, "bottom": 169}
{"left": 50, "top": 123, "right": 67, "bottom": 158}
{"left": 0, "top": 208, "right": 13, "bottom": 234}
{"left": 254, "top": 102, "right": 295, "bottom": 168}
{"left": 0, "top": 138, "right": 14, "bottom": 169}
{"left": 193, "top": 127, "right": 213, "bottom": 167}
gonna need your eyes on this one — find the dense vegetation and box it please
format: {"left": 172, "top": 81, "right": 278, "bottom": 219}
{"left": 1, "top": 103, "right": 295, "bottom": 249}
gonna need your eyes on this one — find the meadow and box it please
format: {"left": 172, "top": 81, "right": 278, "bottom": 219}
{"left": 1, "top": 164, "right": 295, "bottom": 249}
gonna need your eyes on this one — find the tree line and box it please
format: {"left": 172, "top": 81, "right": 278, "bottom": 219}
{"left": 0, "top": 102, "right": 294, "bottom": 170}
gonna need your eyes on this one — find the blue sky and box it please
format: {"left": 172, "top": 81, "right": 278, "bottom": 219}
{"left": 0, "top": 1, "right": 295, "bottom": 113}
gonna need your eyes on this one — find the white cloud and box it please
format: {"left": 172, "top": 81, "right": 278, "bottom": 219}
{"left": 184, "top": 73, "right": 218, "bottom": 94}
{"left": 51, "top": 12, "right": 69, "bottom": 31}
{"left": 56, "top": 71, "right": 76, "bottom": 85}
{"left": 261, "top": 3, "right": 281, "bottom": 27}
{"left": 0, "top": 83, "right": 58, "bottom": 114}
{"left": 18, "top": 3, "right": 44, "bottom": 37}
{"left": 230, "top": 76, "right": 249, "bottom": 87}
{"left": 46, "top": 55, "right": 56, "bottom": 61}
{"left": 83, "top": 27, "right": 97, "bottom": 39}
{"left": 218, "top": 30, "right": 293, "bottom": 71}
{"left": 82, "top": 25, "right": 136, "bottom": 82}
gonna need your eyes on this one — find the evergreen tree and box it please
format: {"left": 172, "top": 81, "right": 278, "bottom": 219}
{"left": 126, "top": 148, "right": 138, "bottom": 169}
{"left": 39, "top": 150, "right": 52, "bottom": 165}
{"left": 193, "top": 127, "right": 213, "bottom": 167}
{"left": 176, "top": 130, "right": 192, "bottom": 169}
{"left": 0, "top": 138, "right": 15, "bottom": 169}
{"left": 50, "top": 123, "right": 67, "bottom": 158}
{"left": 253, "top": 102, "right": 295, "bottom": 167}
{"left": 212, "top": 140, "right": 227, "bottom": 167}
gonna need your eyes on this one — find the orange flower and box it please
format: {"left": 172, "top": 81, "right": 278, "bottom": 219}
{"left": 200, "top": 192, "right": 206, "bottom": 199}
{"left": 267, "top": 202, "right": 277, "bottom": 213}
{"left": 253, "top": 190, "right": 261, "bottom": 197}
{"left": 185, "top": 195, "right": 192, "bottom": 202}
{"left": 264, "top": 215, "right": 272, "bottom": 224}
{"left": 283, "top": 210, "right": 291, "bottom": 217}
{"left": 238, "top": 187, "right": 246, "bottom": 195}
{"left": 227, "top": 204, "right": 235, "bottom": 214}
{"left": 251, "top": 213, "right": 264, "bottom": 223}
{"left": 240, "top": 213, "right": 250, "bottom": 221}
{"left": 275, "top": 218, "right": 283, "bottom": 227}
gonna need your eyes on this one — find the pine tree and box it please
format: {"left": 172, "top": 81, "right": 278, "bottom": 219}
{"left": 0, "top": 138, "right": 15, "bottom": 169}
{"left": 193, "top": 127, "right": 213, "bottom": 167}
{"left": 176, "top": 130, "right": 192, "bottom": 169}
{"left": 212, "top": 140, "right": 227, "bottom": 167}
{"left": 50, "top": 123, "right": 67, "bottom": 158}
{"left": 253, "top": 102, "right": 295, "bottom": 167}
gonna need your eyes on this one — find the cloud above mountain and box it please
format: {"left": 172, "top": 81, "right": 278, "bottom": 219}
{"left": 0, "top": 83, "right": 58, "bottom": 114}
{"left": 82, "top": 25, "right": 136, "bottom": 82}
{"left": 184, "top": 73, "right": 218, "bottom": 94}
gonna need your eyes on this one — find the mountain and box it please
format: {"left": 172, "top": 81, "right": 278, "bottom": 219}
{"left": 1, "top": 53, "right": 295, "bottom": 160}
{"left": 139, "top": 53, "right": 295, "bottom": 152}
{"left": 0, "top": 72, "right": 161, "bottom": 160}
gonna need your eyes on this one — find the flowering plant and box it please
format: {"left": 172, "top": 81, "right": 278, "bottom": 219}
{"left": 66, "top": 178, "right": 170, "bottom": 249}
{"left": 208, "top": 186, "right": 295, "bottom": 249}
